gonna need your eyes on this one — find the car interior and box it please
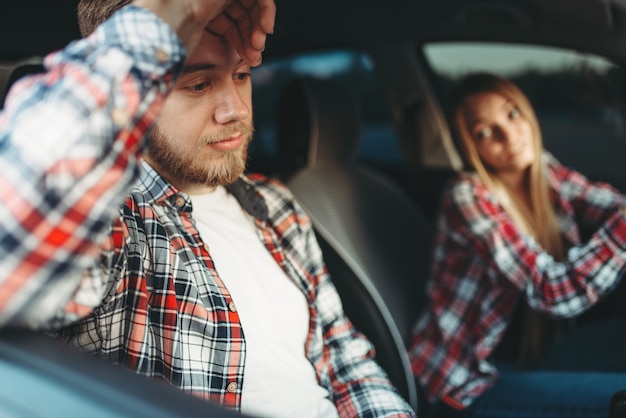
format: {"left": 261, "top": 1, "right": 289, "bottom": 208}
{"left": 0, "top": 328, "right": 244, "bottom": 418}
{"left": 276, "top": 76, "right": 433, "bottom": 410}
{"left": 2, "top": 0, "right": 626, "bottom": 416}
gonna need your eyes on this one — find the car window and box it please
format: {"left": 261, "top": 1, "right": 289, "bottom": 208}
{"left": 250, "top": 50, "right": 401, "bottom": 173}
{"left": 423, "top": 42, "right": 626, "bottom": 191}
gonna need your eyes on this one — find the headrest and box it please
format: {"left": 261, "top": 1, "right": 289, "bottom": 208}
{"left": 277, "top": 76, "right": 361, "bottom": 172}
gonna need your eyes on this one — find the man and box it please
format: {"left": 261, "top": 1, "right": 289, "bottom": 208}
{"left": 0, "top": 1, "right": 415, "bottom": 417}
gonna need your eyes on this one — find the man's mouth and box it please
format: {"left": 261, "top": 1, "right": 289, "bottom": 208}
{"left": 207, "top": 134, "right": 244, "bottom": 152}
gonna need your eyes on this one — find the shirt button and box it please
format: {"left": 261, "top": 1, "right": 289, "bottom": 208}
{"left": 111, "top": 108, "right": 129, "bottom": 126}
{"left": 204, "top": 243, "right": 210, "bottom": 253}
{"left": 226, "top": 382, "right": 237, "bottom": 392}
{"left": 155, "top": 48, "right": 169, "bottom": 63}
{"left": 175, "top": 196, "right": 185, "bottom": 208}
{"left": 228, "top": 301, "right": 237, "bottom": 312}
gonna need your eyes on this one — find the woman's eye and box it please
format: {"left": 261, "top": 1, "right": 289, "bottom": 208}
{"left": 476, "top": 127, "right": 492, "bottom": 140}
{"left": 509, "top": 107, "right": 520, "bottom": 119}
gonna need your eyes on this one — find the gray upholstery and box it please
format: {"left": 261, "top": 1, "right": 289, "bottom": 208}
{"left": 277, "top": 77, "right": 433, "bottom": 412}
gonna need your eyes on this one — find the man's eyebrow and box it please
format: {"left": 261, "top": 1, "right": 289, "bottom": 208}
{"left": 181, "top": 63, "right": 217, "bottom": 75}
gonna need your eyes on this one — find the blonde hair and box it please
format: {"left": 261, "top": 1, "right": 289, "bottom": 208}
{"left": 449, "top": 73, "right": 564, "bottom": 364}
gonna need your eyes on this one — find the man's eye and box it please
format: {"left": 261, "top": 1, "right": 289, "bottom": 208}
{"left": 235, "top": 72, "right": 251, "bottom": 81}
{"left": 509, "top": 108, "right": 520, "bottom": 119}
{"left": 189, "top": 81, "right": 209, "bottom": 92}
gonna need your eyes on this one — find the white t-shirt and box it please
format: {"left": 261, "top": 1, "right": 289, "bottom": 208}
{"left": 189, "top": 187, "right": 339, "bottom": 418}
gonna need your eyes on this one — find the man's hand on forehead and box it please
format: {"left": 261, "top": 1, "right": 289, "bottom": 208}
{"left": 132, "top": 0, "right": 275, "bottom": 66}
{"left": 207, "top": 0, "right": 276, "bottom": 67}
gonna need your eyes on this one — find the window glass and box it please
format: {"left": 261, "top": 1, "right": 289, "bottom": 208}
{"left": 251, "top": 50, "right": 400, "bottom": 174}
{"left": 423, "top": 42, "right": 626, "bottom": 191}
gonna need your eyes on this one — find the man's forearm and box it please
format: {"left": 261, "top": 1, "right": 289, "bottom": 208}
{"left": 0, "top": 6, "right": 184, "bottom": 328}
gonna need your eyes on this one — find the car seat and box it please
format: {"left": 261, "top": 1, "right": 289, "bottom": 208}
{"left": 276, "top": 76, "right": 434, "bottom": 412}
{"left": 1, "top": 61, "right": 45, "bottom": 109}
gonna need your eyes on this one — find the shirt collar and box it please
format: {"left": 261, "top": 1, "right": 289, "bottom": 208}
{"left": 136, "top": 160, "right": 268, "bottom": 221}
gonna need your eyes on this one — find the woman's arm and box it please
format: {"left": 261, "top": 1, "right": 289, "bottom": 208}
{"left": 452, "top": 173, "right": 626, "bottom": 318}
{"left": 546, "top": 152, "right": 626, "bottom": 232}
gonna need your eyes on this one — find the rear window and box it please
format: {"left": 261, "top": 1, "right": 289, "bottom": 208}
{"left": 423, "top": 42, "right": 626, "bottom": 191}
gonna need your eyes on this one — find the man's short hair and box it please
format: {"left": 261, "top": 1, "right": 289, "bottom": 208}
{"left": 77, "top": 0, "right": 133, "bottom": 37}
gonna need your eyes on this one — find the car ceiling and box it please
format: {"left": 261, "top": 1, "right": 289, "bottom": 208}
{"left": 270, "top": 0, "right": 626, "bottom": 62}
{"left": 1, "top": 0, "right": 626, "bottom": 63}
{"left": 0, "top": 1, "right": 80, "bottom": 61}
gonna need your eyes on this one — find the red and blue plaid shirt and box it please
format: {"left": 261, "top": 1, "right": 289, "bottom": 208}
{"left": 409, "top": 153, "right": 626, "bottom": 409}
{"left": 0, "top": 6, "right": 414, "bottom": 417}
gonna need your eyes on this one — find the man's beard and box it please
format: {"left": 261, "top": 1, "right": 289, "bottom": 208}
{"left": 147, "top": 122, "right": 254, "bottom": 188}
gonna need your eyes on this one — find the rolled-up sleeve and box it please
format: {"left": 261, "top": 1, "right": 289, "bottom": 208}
{"left": 0, "top": 6, "right": 186, "bottom": 329}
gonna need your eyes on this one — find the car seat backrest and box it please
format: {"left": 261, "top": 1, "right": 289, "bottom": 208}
{"left": 277, "top": 76, "right": 360, "bottom": 168}
{"left": 1, "top": 62, "right": 45, "bottom": 109}
{"left": 277, "top": 76, "right": 434, "bottom": 413}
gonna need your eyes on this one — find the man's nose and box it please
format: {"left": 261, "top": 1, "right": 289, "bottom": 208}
{"left": 214, "top": 84, "right": 249, "bottom": 124}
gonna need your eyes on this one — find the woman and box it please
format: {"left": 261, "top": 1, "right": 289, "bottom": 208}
{"left": 409, "top": 72, "right": 626, "bottom": 418}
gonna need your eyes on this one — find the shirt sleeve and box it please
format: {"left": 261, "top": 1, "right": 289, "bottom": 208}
{"left": 546, "top": 153, "right": 626, "bottom": 233}
{"left": 451, "top": 173, "right": 626, "bottom": 318}
{"left": 0, "top": 6, "right": 186, "bottom": 329}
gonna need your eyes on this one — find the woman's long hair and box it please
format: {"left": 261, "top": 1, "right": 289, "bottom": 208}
{"left": 448, "top": 73, "right": 565, "bottom": 365}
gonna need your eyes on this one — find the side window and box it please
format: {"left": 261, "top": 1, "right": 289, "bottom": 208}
{"left": 250, "top": 50, "right": 400, "bottom": 175}
{"left": 423, "top": 42, "right": 626, "bottom": 191}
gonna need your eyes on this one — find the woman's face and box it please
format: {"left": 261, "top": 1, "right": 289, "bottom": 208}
{"left": 462, "top": 91, "right": 536, "bottom": 176}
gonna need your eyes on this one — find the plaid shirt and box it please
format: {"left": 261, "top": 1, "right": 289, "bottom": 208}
{"left": 0, "top": 6, "right": 414, "bottom": 417}
{"left": 408, "top": 152, "right": 626, "bottom": 409}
